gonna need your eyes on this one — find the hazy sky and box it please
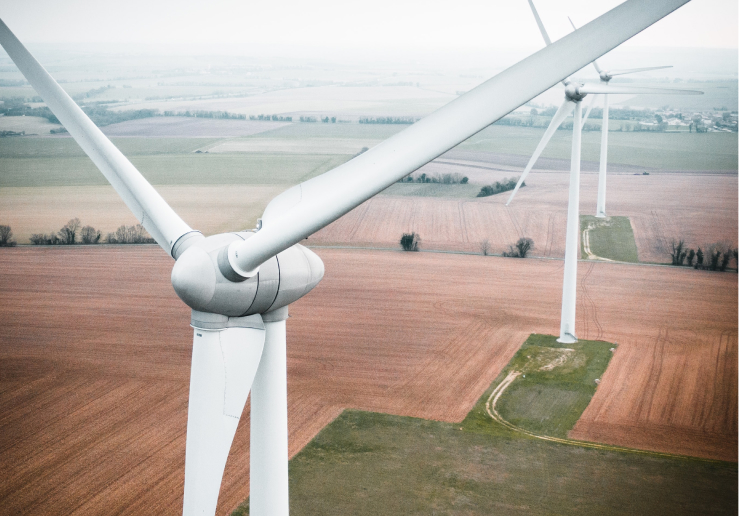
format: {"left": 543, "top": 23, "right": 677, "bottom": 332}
{"left": 1, "top": 0, "right": 736, "bottom": 56}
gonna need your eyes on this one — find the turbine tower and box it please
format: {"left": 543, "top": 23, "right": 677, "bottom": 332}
{"left": 0, "top": 0, "right": 694, "bottom": 514}
{"left": 508, "top": 0, "right": 701, "bottom": 343}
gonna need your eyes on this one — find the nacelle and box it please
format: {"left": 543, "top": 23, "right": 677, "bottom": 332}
{"left": 171, "top": 232, "right": 324, "bottom": 317}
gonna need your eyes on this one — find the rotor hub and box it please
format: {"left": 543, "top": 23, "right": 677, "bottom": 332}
{"left": 171, "top": 231, "right": 324, "bottom": 318}
{"left": 564, "top": 83, "right": 586, "bottom": 102}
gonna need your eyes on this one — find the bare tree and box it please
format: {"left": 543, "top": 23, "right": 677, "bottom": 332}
{"left": 502, "top": 237, "right": 534, "bottom": 258}
{"left": 58, "top": 218, "right": 81, "bottom": 245}
{"left": 670, "top": 239, "right": 687, "bottom": 265}
{"left": 106, "top": 224, "right": 156, "bottom": 244}
{"left": 515, "top": 237, "right": 534, "bottom": 258}
{"left": 708, "top": 248, "right": 722, "bottom": 271}
{"left": 0, "top": 225, "right": 16, "bottom": 247}
{"left": 695, "top": 248, "right": 704, "bottom": 269}
{"left": 80, "top": 225, "right": 102, "bottom": 244}
{"left": 480, "top": 239, "right": 490, "bottom": 256}
{"left": 719, "top": 251, "right": 731, "bottom": 272}
{"left": 400, "top": 232, "right": 420, "bottom": 252}
{"left": 685, "top": 248, "right": 695, "bottom": 267}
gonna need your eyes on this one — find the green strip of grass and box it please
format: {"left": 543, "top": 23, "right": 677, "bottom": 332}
{"left": 493, "top": 333, "right": 615, "bottom": 438}
{"left": 232, "top": 334, "right": 736, "bottom": 516}
{"left": 0, "top": 152, "right": 351, "bottom": 187}
{"left": 581, "top": 215, "right": 639, "bottom": 263}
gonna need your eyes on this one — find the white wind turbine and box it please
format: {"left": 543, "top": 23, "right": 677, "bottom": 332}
{"left": 0, "top": 1, "right": 694, "bottom": 514}
{"left": 565, "top": 16, "right": 671, "bottom": 219}
{"left": 507, "top": 0, "right": 701, "bottom": 344}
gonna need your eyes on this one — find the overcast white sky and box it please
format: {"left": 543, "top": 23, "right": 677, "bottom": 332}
{"left": 1, "top": 0, "right": 736, "bottom": 56}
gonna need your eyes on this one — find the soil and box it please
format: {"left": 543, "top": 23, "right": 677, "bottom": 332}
{"left": 0, "top": 246, "right": 735, "bottom": 515}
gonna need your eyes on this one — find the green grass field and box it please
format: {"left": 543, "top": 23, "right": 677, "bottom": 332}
{"left": 0, "top": 144, "right": 351, "bottom": 187}
{"left": 245, "top": 122, "right": 407, "bottom": 140}
{"left": 581, "top": 215, "right": 640, "bottom": 263}
{"left": 457, "top": 125, "right": 738, "bottom": 171}
{"left": 231, "top": 334, "right": 736, "bottom": 515}
{"left": 493, "top": 334, "right": 615, "bottom": 438}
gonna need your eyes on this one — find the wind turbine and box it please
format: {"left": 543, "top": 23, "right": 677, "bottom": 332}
{"left": 507, "top": 0, "right": 701, "bottom": 344}
{"left": 565, "top": 16, "right": 671, "bottom": 218}
{"left": 0, "top": 0, "right": 694, "bottom": 514}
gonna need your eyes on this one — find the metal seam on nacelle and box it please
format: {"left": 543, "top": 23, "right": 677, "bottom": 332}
{"left": 264, "top": 252, "right": 282, "bottom": 314}
{"left": 242, "top": 269, "right": 261, "bottom": 316}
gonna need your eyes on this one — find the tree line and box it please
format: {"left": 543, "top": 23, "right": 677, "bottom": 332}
{"left": 477, "top": 177, "right": 523, "bottom": 197}
{"left": 398, "top": 172, "right": 468, "bottom": 184}
{"left": 21, "top": 219, "right": 156, "bottom": 245}
{"left": 670, "top": 239, "right": 736, "bottom": 272}
{"left": 359, "top": 116, "right": 416, "bottom": 125}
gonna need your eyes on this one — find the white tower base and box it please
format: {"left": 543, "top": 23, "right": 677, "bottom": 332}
{"left": 558, "top": 101, "right": 583, "bottom": 344}
{"left": 250, "top": 306, "right": 290, "bottom": 516}
{"left": 596, "top": 91, "right": 609, "bottom": 218}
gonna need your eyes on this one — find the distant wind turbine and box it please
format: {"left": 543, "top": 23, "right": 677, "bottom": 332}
{"left": 508, "top": 0, "right": 702, "bottom": 343}
{"left": 566, "top": 16, "right": 672, "bottom": 218}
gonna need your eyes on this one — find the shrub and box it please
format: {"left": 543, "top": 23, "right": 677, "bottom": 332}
{"left": 515, "top": 237, "right": 534, "bottom": 258}
{"left": 30, "top": 232, "right": 61, "bottom": 245}
{"left": 503, "top": 237, "right": 534, "bottom": 258}
{"left": 719, "top": 252, "right": 731, "bottom": 272}
{"left": 0, "top": 225, "right": 16, "bottom": 247}
{"left": 400, "top": 232, "right": 420, "bottom": 252}
{"left": 480, "top": 239, "right": 490, "bottom": 256}
{"left": 477, "top": 177, "right": 523, "bottom": 197}
{"left": 669, "top": 239, "right": 687, "bottom": 265}
{"left": 686, "top": 249, "right": 695, "bottom": 267}
{"left": 708, "top": 248, "right": 722, "bottom": 271}
{"left": 694, "top": 248, "right": 704, "bottom": 269}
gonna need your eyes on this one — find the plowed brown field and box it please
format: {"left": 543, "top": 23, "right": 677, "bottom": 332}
{"left": 0, "top": 246, "right": 735, "bottom": 515}
{"left": 312, "top": 172, "right": 737, "bottom": 262}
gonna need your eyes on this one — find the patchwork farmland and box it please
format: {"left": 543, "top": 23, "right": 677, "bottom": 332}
{"left": 0, "top": 247, "right": 735, "bottom": 514}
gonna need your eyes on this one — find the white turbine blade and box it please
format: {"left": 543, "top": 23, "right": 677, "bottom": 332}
{"left": 183, "top": 318, "right": 266, "bottom": 516}
{"left": 528, "top": 0, "right": 552, "bottom": 45}
{"left": 608, "top": 65, "right": 672, "bottom": 76}
{"left": 507, "top": 99, "right": 575, "bottom": 206}
{"left": 568, "top": 16, "right": 603, "bottom": 75}
{"left": 0, "top": 19, "right": 196, "bottom": 257}
{"left": 578, "top": 84, "right": 702, "bottom": 95}
{"left": 229, "top": 0, "right": 692, "bottom": 276}
{"left": 528, "top": 0, "right": 570, "bottom": 88}
{"left": 581, "top": 94, "right": 600, "bottom": 125}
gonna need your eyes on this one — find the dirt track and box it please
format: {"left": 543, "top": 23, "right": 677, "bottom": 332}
{"left": 0, "top": 246, "right": 735, "bottom": 515}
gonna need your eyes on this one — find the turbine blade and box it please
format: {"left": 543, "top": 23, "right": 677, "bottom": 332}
{"left": 608, "top": 65, "right": 673, "bottom": 76}
{"left": 578, "top": 84, "right": 702, "bottom": 95}
{"left": 568, "top": 16, "right": 603, "bottom": 75}
{"left": 507, "top": 99, "right": 575, "bottom": 206}
{"left": 0, "top": 19, "right": 197, "bottom": 257}
{"left": 229, "top": 0, "right": 692, "bottom": 276}
{"left": 183, "top": 317, "right": 266, "bottom": 516}
{"left": 528, "top": 0, "right": 570, "bottom": 88}
{"left": 528, "top": 0, "right": 552, "bottom": 45}
{"left": 581, "top": 94, "right": 600, "bottom": 125}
